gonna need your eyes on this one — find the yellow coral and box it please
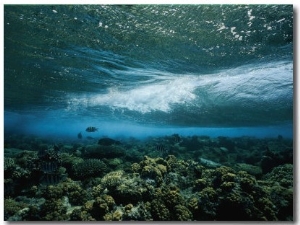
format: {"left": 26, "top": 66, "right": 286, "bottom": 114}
{"left": 92, "top": 184, "right": 103, "bottom": 197}
{"left": 200, "top": 187, "right": 217, "bottom": 200}
{"left": 164, "top": 188, "right": 183, "bottom": 207}
{"left": 174, "top": 204, "right": 193, "bottom": 221}
{"left": 104, "top": 209, "right": 123, "bottom": 221}
{"left": 157, "top": 164, "right": 167, "bottom": 174}
{"left": 112, "top": 209, "right": 123, "bottom": 221}
{"left": 188, "top": 197, "right": 199, "bottom": 210}
{"left": 101, "top": 170, "right": 124, "bottom": 189}
{"left": 125, "top": 203, "right": 133, "bottom": 213}
{"left": 220, "top": 181, "right": 236, "bottom": 191}
{"left": 84, "top": 200, "right": 94, "bottom": 211}
{"left": 194, "top": 178, "right": 207, "bottom": 191}
{"left": 103, "top": 195, "right": 115, "bottom": 207}
{"left": 131, "top": 163, "right": 140, "bottom": 173}
{"left": 103, "top": 213, "right": 113, "bottom": 221}
{"left": 221, "top": 172, "right": 236, "bottom": 182}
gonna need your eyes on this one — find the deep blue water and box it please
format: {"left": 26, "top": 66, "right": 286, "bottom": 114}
{"left": 4, "top": 5, "right": 293, "bottom": 139}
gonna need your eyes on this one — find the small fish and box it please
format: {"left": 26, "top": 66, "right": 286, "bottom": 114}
{"left": 78, "top": 132, "right": 82, "bottom": 139}
{"left": 156, "top": 144, "right": 167, "bottom": 153}
{"left": 86, "top": 127, "right": 98, "bottom": 132}
{"left": 40, "top": 173, "right": 66, "bottom": 185}
{"left": 40, "top": 161, "right": 59, "bottom": 173}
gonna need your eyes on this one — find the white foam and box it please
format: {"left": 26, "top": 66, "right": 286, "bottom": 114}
{"left": 66, "top": 60, "right": 292, "bottom": 115}
{"left": 68, "top": 76, "right": 198, "bottom": 113}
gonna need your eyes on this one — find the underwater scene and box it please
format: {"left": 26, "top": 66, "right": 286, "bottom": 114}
{"left": 4, "top": 5, "right": 293, "bottom": 221}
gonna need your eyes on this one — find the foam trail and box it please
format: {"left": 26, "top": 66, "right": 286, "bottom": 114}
{"left": 67, "top": 76, "right": 198, "bottom": 113}
{"left": 66, "top": 61, "right": 292, "bottom": 118}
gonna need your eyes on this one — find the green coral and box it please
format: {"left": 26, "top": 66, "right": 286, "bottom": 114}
{"left": 4, "top": 158, "right": 16, "bottom": 171}
{"left": 188, "top": 165, "right": 280, "bottom": 221}
{"left": 103, "top": 208, "right": 123, "bottom": 221}
{"left": 72, "top": 159, "right": 107, "bottom": 179}
{"left": 162, "top": 185, "right": 184, "bottom": 208}
{"left": 4, "top": 198, "right": 28, "bottom": 220}
{"left": 261, "top": 164, "right": 293, "bottom": 221}
{"left": 40, "top": 178, "right": 87, "bottom": 205}
{"left": 39, "top": 198, "right": 69, "bottom": 221}
{"left": 268, "top": 185, "right": 293, "bottom": 220}
{"left": 174, "top": 205, "right": 193, "bottom": 221}
{"left": 193, "top": 178, "right": 207, "bottom": 191}
{"left": 70, "top": 194, "right": 116, "bottom": 221}
{"left": 41, "top": 184, "right": 64, "bottom": 199}
{"left": 101, "top": 170, "right": 124, "bottom": 190}
{"left": 195, "top": 187, "right": 218, "bottom": 220}
{"left": 107, "top": 158, "right": 123, "bottom": 169}
{"left": 60, "top": 153, "right": 84, "bottom": 171}
{"left": 60, "top": 178, "right": 88, "bottom": 205}
{"left": 150, "top": 199, "right": 171, "bottom": 220}
{"left": 238, "top": 170, "right": 257, "bottom": 192}
{"left": 149, "top": 184, "right": 191, "bottom": 221}
{"left": 92, "top": 184, "right": 104, "bottom": 198}
{"left": 131, "top": 162, "right": 141, "bottom": 173}
{"left": 263, "top": 164, "right": 293, "bottom": 188}
{"left": 137, "top": 156, "right": 169, "bottom": 186}
{"left": 114, "top": 175, "right": 148, "bottom": 204}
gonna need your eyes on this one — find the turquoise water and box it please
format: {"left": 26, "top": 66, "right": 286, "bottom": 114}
{"left": 4, "top": 5, "right": 293, "bottom": 139}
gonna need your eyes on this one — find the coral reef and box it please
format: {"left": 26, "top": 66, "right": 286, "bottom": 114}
{"left": 3, "top": 134, "right": 293, "bottom": 221}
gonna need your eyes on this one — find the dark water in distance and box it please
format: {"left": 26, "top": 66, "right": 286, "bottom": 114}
{"left": 4, "top": 5, "right": 293, "bottom": 139}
